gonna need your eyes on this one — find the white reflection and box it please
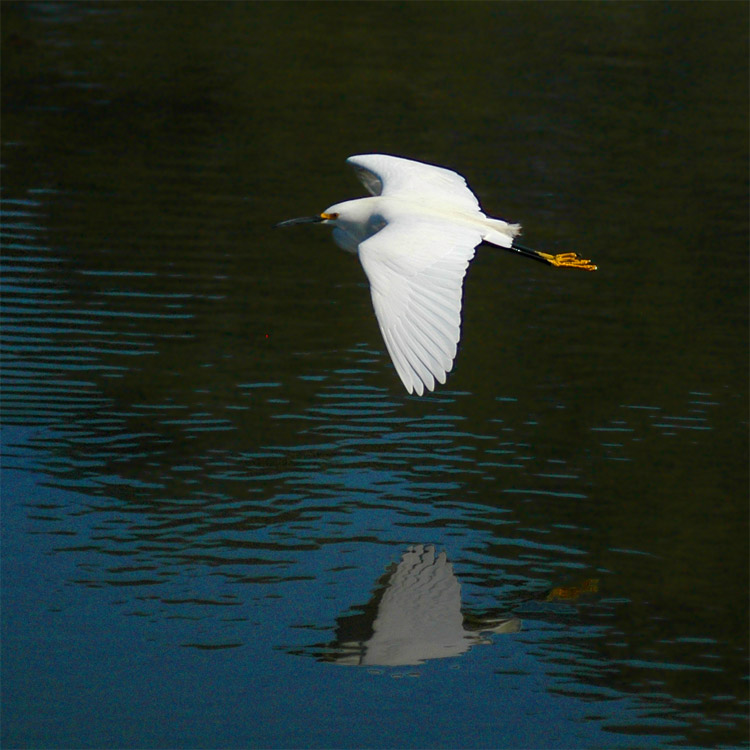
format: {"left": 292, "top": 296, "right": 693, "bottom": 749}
{"left": 328, "top": 544, "right": 520, "bottom": 666}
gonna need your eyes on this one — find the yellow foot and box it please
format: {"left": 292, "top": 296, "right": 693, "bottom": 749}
{"left": 538, "top": 251, "right": 597, "bottom": 271}
{"left": 545, "top": 578, "right": 599, "bottom": 602}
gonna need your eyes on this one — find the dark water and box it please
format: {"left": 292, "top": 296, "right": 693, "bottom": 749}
{"left": 1, "top": 3, "right": 748, "bottom": 748}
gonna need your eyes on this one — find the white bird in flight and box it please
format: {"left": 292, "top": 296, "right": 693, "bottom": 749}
{"left": 277, "top": 154, "right": 596, "bottom": 396}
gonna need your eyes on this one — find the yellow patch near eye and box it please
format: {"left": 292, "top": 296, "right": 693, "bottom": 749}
{"left": 320, "top": 212, "right": 339, "bottom": 220}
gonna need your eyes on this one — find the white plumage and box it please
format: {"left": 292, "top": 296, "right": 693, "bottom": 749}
{"left": 358, "top": 218, "right": 480, "bottom": 395}
{"left": 277, "top": 154, "right": 596, "bottom": 395}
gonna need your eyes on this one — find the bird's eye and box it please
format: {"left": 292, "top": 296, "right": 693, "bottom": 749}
{"left": 321, "top": 211, "right": 339, "bottom": 220}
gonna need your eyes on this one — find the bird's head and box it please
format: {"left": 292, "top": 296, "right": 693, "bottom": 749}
{"left": 274, "top": 207, "right": 347, "bottom": 248}
{"left": 276, "top": 199, "right": 382, "bottom": 253}
{"left": 274, "top": 210, "right": 338, "bottom": 228}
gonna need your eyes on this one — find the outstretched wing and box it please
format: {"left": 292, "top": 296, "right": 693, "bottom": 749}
{"left": 357, "top": 216, "right": 482, "bottom": 395}
{"left": 347, "top": 154, "right": 482, "bottom": 214}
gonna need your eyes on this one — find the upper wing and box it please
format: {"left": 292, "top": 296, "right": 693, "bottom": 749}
{"left": 358, "top": 216, "right": 482, "bottom": 395}
{"left": 347, "top": 154, "right": 482, "bottom": 214}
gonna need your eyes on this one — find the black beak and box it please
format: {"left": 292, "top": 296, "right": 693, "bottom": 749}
{"left": 274, "top": 215, "right": 325, "bottom": 228}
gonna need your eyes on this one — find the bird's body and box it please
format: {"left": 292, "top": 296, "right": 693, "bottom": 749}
{"left": 277, "top": 154, "right": 596, "bottom": 396}
{"left": 323, "top": 194, "right": 519, "bottom": 254}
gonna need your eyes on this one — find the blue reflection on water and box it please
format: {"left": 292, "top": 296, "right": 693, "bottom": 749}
{"left": 2, "top": 450, "right": 675, "bottom": 750}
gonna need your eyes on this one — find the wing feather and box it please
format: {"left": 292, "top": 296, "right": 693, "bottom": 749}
{"left": 394, "top": 318, "right": 447, "bottom": 386}
{"left": 381, "top": 325, "right": 421, "bottom": 395}
{"left": 358, "top": 217, "right": 482, "bottom": 394}
{"left": 404, "top": 310, "right": 456, "bottom": 367}
{"left": 391, "top": 323, "right": 435, "bottom": 395}
{"left": 347, "top": 154, "right": 482, "bottom": 214}
{"left": 409, "top": 284, "right": 462, "bottom": 321}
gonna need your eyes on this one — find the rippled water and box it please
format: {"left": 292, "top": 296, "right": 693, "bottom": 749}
{"left": 2, "top": 3, "right": 748, "bottom": 749}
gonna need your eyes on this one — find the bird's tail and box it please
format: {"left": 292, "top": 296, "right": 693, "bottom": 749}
{"left": 482, "top": 218, "right": 521, "bottom": 249}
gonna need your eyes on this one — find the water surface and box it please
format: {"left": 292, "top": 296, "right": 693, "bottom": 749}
{"left": 2, "top": 3, "right": 748, "bottom": 748}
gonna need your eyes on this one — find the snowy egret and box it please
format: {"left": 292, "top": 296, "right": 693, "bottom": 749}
{"left": 277, "top": 154, "right": 596, "bottom": 395}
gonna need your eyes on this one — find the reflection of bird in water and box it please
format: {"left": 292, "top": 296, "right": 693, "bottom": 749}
{"left": 319, "top": 544, "right": 520, "bottom": 667}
